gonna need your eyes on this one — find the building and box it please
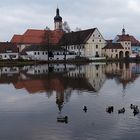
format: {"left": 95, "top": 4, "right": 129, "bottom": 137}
{"left": 0, "top": 42, "right": 19, "bottom": 60}
{"left": 113, "top": 28, "right": 140, "bottom": 57}
{"left": 102, "top": 28, "right": 132, "bottom": 58}
{"left": 10, "top": 7, "right": 107, "bottom": 61}
{"left": 21, "top": 45, "right": 76, "bottom": 61}
{"left": 102, "top": 42, "right": 124, "bottom": 58}
{"left": 11, "top": 8, "right": 64, "bottom": 52}
{"left": 59, "top": 28, "right": 106, "bottom": 60}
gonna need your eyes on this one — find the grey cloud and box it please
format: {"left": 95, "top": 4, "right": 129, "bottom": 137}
{"left": 0, "top": 0, "right": 140, "bottom": 41}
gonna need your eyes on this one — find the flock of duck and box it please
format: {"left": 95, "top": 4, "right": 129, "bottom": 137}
{"left": 57, "top": 104, "right": 139, "bottom": 124}
{"left": 106, "top": 104, "right": 140, "bottom": 116}
{"left": 83, "top": 104, "right": 139, "bottom": 116}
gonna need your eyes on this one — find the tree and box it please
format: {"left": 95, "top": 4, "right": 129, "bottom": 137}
{"left": 75, "top": 27, "right": 82, "bottom": 32}
{"left": 63, "top": 21, "right": 71, "bottom": 33}
{"left": 45, "top": 26, "right": 50, "bottom": 30}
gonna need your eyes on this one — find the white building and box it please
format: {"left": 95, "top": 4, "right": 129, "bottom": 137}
{"left": 0, "top": 42, "right": 19, "bottom": 60}
{"left": 59, "top": 28, "right": 106, "bottom": 60}
{"left": 21, "top": 45, "right": 76, "bottom": 61}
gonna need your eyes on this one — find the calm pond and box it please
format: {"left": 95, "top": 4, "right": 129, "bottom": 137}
{"left": 0, "top": 63, "right": 140, "bottom": 140}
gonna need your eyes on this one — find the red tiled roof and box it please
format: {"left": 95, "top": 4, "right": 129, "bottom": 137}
{"left": 0, "top": 42, "right": 18, "bottom": 53}
{"left": 14, "top": 79, "right": 64, "bottom": 94}
{"left": 11, "top": 35, "right": 23, "bottom": 44}
{"left": 11, "top": 29, "right": 64, "bottom": 45}
{"left": 117, "top": 34, "right": 140, "bottom": 45}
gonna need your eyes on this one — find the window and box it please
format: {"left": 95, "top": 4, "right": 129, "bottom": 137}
{"left": 34, "top": 52, "right": 36, "bottom": 55}
{"left": 93, "top": 39, "right": 94, "bottom": 42}
{"left": 38, "top": 52, "right": 40, "bottom": 55}
{"left": 5, "top": 55, "right": 7, "bottom": 58}
{"left": 112, "top": 49, "right": 113, "bottom": 52}
{"left": 99, "top": 40, "right": 101, "bottom": 42}
{"left": 115, "top": 49, "right": 117, "bottom": 52}
{"left": 46, "top": 52, "right": 48, "bottom": 55}
{"left": 98, "top": 35, "right": 100, "bottom": 37}
{"left": 95, "top": 51, "right": 99, "bottom": 57}
{"left": 96, "top": 45, "right": 98, "bottom": 49}
{"left": 42, "top": 52, "right": 45, "bottom": 55}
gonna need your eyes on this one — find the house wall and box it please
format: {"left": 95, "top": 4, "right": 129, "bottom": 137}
{"left": 85, "top": 28, "right": 106, "bottom": 59}
{"left": 0, "top": 53, "right": 19, "bottom": 60}
{"left": 65, "top": 45, "right": 85, "bottom": 57}
{"left": 27, "top": 51, "right": 48, "bottom": 60}
{"left": 119, "top": 41, "right": 132, "bottom": 57}
{"left": 26, "top": 51, "right": 76, "bottom": 61}
{"left": 102, "top": 49, "right": 124, "bottom": 58}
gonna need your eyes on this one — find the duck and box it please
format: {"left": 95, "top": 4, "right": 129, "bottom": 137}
{"left": 133, "top": 108, "right": 139, "bottom": 116}
{"left": 57, "top": 116, "right": 68, "bottom": 123}
{"left": 130, "top": 104, "right": 138, "bottom": 110}
{"left": 106, "top": 106, "right": 114, "bottom": 114}
{"left": 118, "top": 108, "right": 125, "bottom": 114}
{"left": 83, "top": 106, "right": 87, "bottom": 112}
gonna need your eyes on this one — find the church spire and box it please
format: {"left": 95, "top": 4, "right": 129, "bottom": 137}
{"left": 54, "top": 6, "right": 62, "bottom": 30}
{"left": 122, "top": 26, "right": 125, "bottom": 35}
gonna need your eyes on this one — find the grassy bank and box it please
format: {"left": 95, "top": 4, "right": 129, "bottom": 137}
{"left": 0, "top": 57, "right": 140, "bottom": 67}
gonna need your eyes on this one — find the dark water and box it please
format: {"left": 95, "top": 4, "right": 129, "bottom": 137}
{"left": 0, "top": 63, "right": 140, "bottom": 140}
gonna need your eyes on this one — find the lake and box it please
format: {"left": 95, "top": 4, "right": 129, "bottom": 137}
{"left": 0, "top": 62, "right": 140, "bottom": 140}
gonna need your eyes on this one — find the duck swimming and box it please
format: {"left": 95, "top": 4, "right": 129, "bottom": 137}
{"left": 133, "top": 108, "right": 139, "bottom": 116}
{"left": 83, "top": 106, "right": 87, "bottom": 112}
{"left": 106, "top": 106, "right": 114, "bottom": 114}
{"left": 130, "top": 104, "right": 138, "bottom": 110}
{"left": 118, "top": 108, "right": 125, "bottom": 114}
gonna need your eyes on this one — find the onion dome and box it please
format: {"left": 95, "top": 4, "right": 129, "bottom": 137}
{"left": 54, "top": 8, "right": 62, "bottom": 22}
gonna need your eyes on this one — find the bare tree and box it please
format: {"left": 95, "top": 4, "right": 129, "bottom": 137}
{"left": 63, "top": 21, "right": 71, "bottom": 33}
{"left": 45, "top": 26, "right": 50, "bottom": 30}
{"left": 75, "top": 27, "right": 82, "bottom": 32}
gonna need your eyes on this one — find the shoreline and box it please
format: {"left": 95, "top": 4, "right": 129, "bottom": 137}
{"left": 0, "top": 58, "right": 140, "bottom": 66}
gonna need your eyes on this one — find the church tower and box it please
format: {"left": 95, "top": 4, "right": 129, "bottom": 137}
{"left": 122, "top": 27, "right": 126, "bottom": 35}
{"left": 54, "top": 8, "right": 62, "bottom": 30}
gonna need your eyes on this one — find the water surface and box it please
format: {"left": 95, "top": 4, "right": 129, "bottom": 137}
{"left": 0, "top": 63, "right": 140, "bottom": 140}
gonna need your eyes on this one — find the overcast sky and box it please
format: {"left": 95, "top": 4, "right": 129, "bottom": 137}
{"left": 0, "top": 0, "right": 140, "bottom": 41}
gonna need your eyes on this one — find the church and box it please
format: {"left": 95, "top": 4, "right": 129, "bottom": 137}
{"left": 10, "top": 7, "right": 106, "bottom": 61}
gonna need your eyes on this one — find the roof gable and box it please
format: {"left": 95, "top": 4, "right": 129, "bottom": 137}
{"left": 117, "top": 34, "right": 140, "bottom": 45}
{"left": 103, "top": 43, "right": 123, "bottom": 49}
{"left": 59, "top": 28, "right": 96, "bottom": 45}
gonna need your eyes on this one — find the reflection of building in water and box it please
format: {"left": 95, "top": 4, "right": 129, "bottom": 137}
{"left": 26, "top": 64, "right": 76, "bottom": 75}
{"left": 66, "top": 64, "right": 106, "bottom": 92}
{"left": 0, "top": 67, "right": 20, "bottom": 84}
{"left": 85, "top": 64, "right": 106, "bottom": 91}
{"left": 0, "top": 67, "right": 19, "bottom": 75}
{"left": 105, "top": 63, "right": 139, "bottom": 89}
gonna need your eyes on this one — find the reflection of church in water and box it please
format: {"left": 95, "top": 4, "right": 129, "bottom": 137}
{"left": 105, "top": 63, "right": 139, "bottom": 89}
{"left": 0, "top": 63, "right": 139, "bottom": 110}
